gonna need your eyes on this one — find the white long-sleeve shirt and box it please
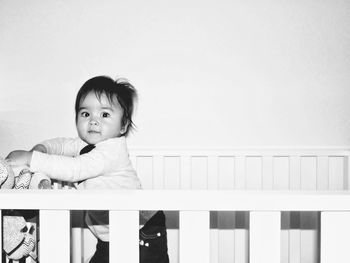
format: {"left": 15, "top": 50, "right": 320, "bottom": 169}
{"left": 30, "top": 136, "right": 141, "bottom": 241}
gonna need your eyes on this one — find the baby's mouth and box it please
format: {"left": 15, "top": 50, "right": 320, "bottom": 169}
{"left": 88, "top": 130, "right": 100, "bottom": 134}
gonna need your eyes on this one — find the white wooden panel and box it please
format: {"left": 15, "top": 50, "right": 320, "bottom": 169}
{"left": 329, "top": 157, "right": 344, "bottom": 190}
{"left": 167, "top": 229, "right": 179, "bottom": 263}
{"left": 317, "top": 156, "right": 329, "bottom": 190}
{"left": 273, "top": 157, "right": 289, "bottom": 190}
{"left": 281, "top": 230, "right": 289, "bottom": 263}
{"left": 83, "top": 228, "right": 97, "bottom": 262}
{"left": 321, "top": 212, "right": 350, "bottom": 263}
{"left": 208, "top": 156, "right": 219, "bottom": 190}
{"left": 191, "top": 157, "right": 208, "bottom": 189}
{"left": 110, "top": 210, "right": 139, "bottom": 263}
{"left": 246, "top": 157, "right": 262, "bottom": 189}
{"left": 180, "top": 211, "right": 210, "bottom": 263}
{"left": 262, "top": 156, "right": 273, "bottom": 189}
{"left": 180, "top": 156, "right": 191, "bottom": 189}
{"left": 218, "top": 156, "right": 235, "bottom": 190}
{"left": 301, "top": 157, "right": 317, "bottom": 190}
{"left": 301, "top": 230, "right": 318, "bottom": 263}
{"left": 164, "top": 157, "right": 181, "bottom": 189}
{"left": 250, "top": 212, "right": 280, "bottom": 263}
{"left": 235, "top": 229, "right": 248, "bottom": 263}
{"left": 235, "top": 156, "right": 246, "bottom": 189}
{"left": 345, "top": 155, "right": 350, "bottom": 190}
{"left": 219, "top": 230, "right": 234, "bottom": 263}
{"left": 290, "top": 156, "right": 301, "bottom": 190}
{"left": 153, "top": 155, "right": 164, "bottom": 189}
{"left": 71, "top": 228, "right": 83, "bottom": 263}
{"left": 210, "top": 229, "right": 219, "bottom": 263}
{"left": 40, "top": 210, "right": 70, "bottom": 263}
{"left": 289, "top": 230, "right": 301, "bottom": 263}
{"left": 136, "top": 156, "right": 153, "bottom": 189}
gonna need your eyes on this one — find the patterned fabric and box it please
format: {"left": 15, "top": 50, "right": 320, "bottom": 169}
{"left": 14, "top": 169, "right": 32, "bottom": 189}
{"left": 3, "top": 216, "right": 37, "bottom": 261}
{"left": 0, "top": 157, "right": 14, "bottom": 188}
{"left": 3, "top": 216, "right": 26, "bottom": 254}
{"left": 7, "top": 232, "right": 36, "bottom": 260}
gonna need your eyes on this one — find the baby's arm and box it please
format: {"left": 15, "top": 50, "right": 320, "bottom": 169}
{"left": 30, "top": 150, "right": 105, "bottom": 183}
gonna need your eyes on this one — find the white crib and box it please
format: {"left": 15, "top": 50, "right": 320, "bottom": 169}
{"left": 1, "top": 147, "right": 349, "bottom": 263}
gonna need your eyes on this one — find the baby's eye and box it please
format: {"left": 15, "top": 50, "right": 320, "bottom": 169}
{"left": 102, "top": 112, "right": 110, "bottom": 118}
{"left": 80, "top": 112, "right": 90, "bottom": 117}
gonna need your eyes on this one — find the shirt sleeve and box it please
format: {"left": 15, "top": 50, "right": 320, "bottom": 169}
{"left": 30, "top": 149, "right": 106, "bottom": 183}
{"left": 38, "top": 137, "right": 85, "bottom": 157}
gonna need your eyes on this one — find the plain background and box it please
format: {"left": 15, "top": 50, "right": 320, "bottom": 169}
{"left": 1, "top": 0, "right": 350, "bottom": 157}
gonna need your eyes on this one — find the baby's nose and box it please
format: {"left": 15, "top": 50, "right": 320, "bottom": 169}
{"left": 89, "top": 118, "right": 99, "bottom": 125}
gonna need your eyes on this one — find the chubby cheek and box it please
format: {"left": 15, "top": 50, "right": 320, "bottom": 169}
{"left": 76, "top": 121, "right": 87, "bottom": 134}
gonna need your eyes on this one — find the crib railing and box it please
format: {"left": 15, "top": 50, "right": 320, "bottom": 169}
{"left": 1, "top": 190, "right": 350, "bottom": 263}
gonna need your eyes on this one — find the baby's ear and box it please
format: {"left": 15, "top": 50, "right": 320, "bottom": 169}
{"left": 120, "top": 122, "right": 129, "bottom": 135}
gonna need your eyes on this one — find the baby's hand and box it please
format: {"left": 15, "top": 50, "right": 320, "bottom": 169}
{"left": 6, "top": 150, "right": 33, "bottom": 167}
{"left": 38, "top": 179, "right": 51, "bottom": 189}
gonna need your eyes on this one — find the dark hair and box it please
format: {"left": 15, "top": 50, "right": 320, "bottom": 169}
{"left": 75, "top": 75, "right": 138, "bottom": 136}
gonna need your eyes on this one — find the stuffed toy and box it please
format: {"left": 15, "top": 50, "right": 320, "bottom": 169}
{"left": 0, "top": 157, "right": 51, "bottom": 190}
{"left": 0, "top": 157, "right": 50, "bottom": 262}
{"left": 3, "top": 216, "right": 37, "bottom": 261}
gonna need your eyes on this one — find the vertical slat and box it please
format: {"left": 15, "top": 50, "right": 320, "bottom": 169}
{"left": 180, "top": 156, "right": 191, "bottom": 189}
{"left": 191, "top": 157, "right": 208, "bottom": 189}
{"left": 210, "top": 229, "right": 219, "bottom": 263}
{"left": 301, "top": 157, "right": 317, "bottom": 190}
{"left": 321, "top": 212, "right": 350, "bottom": 263}
{"left": 301, "top": 230, "right": 318, "bottom": 263}
{"left": 317, "top": 156, "right": 329, "bottom": 190}
{"left": 218, "top": 156, "right": 235, "bottom": 190}
{"left": 164, "top": 156, "right": 180, "bottom": 189}
{"left": 180, "top": 211, "right": 210, "bottom": 263}
{"left": 281, "top": 230, "right": 289, "bottom": 263}
{"left": 281, "top": 212, "right": 290, "bottom": 263}
{"left": 136, "top": 156, "right": 153, "bottom": 189}
{"left": 250, "top": 212, "right": 280, "bottom": 263}
{"left": 273, "top": 156, "right": 289, "bottom": 190}
{"left": 71, "top": 228, "right": 83, "bottom": 263}
{"left": 219, "top": 230, "right": 235, "bottom": 263}
{"left": 235, "top": 156, "right": 246, "bottom": 189}
{"left": 344, "top": 155, "right": 350, "bottom": 190}
{"left": 329, "top": 156, "right": 344, "bottom": 190}
{"left": 40, "top": 210, "right": 70, "bottom": 263}
{"left": 218, "top": 211, "right": 235, "bottom": 263}
{"left": 167, "top": 229, "right": 179, "bottom": 263}
{"left": 301, "top": 212, "right": 319, "bottom": 263}
{"left": 208, "top": 155, "right": 219, "bottom": 190}
{"left": 289, "top": 229, "right": 301, "bottom": 263}
{"left": 110, "top": 211, "right": 139, "bottom": 263}
{"left": 246, "top": 157, "right": 262, "bottom": 189}
{"left": 235, "top": 229, "right": 248, "bottom": 263}
{"left": 262, "top": 156, "right": 273, "bottom": 190}
{"left": 153, "top": 155, "right": 164, "bottom": 189}
{"left": 290, "top": 156, "right": 301, "bottom": 190}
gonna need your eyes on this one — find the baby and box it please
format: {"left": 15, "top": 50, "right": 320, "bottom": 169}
{"left": 7, "top": 76, "right": 169, "bottom": 263}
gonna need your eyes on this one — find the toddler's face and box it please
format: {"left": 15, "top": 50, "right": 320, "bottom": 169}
{"left": 76, "top": 92, "right": 124, "bottom": 145}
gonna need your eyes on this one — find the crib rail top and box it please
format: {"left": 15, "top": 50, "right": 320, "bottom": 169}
{"left": 1, "top": 190, "right": 350, "bottom": 211}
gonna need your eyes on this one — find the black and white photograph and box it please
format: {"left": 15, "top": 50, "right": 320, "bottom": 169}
{"left": 0, "top": 0, "right": 350, "bottom": 262}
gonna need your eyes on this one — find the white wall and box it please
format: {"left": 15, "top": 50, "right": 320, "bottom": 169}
{"left": 1, "top": 0, "right": 350, "bottom": 156}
